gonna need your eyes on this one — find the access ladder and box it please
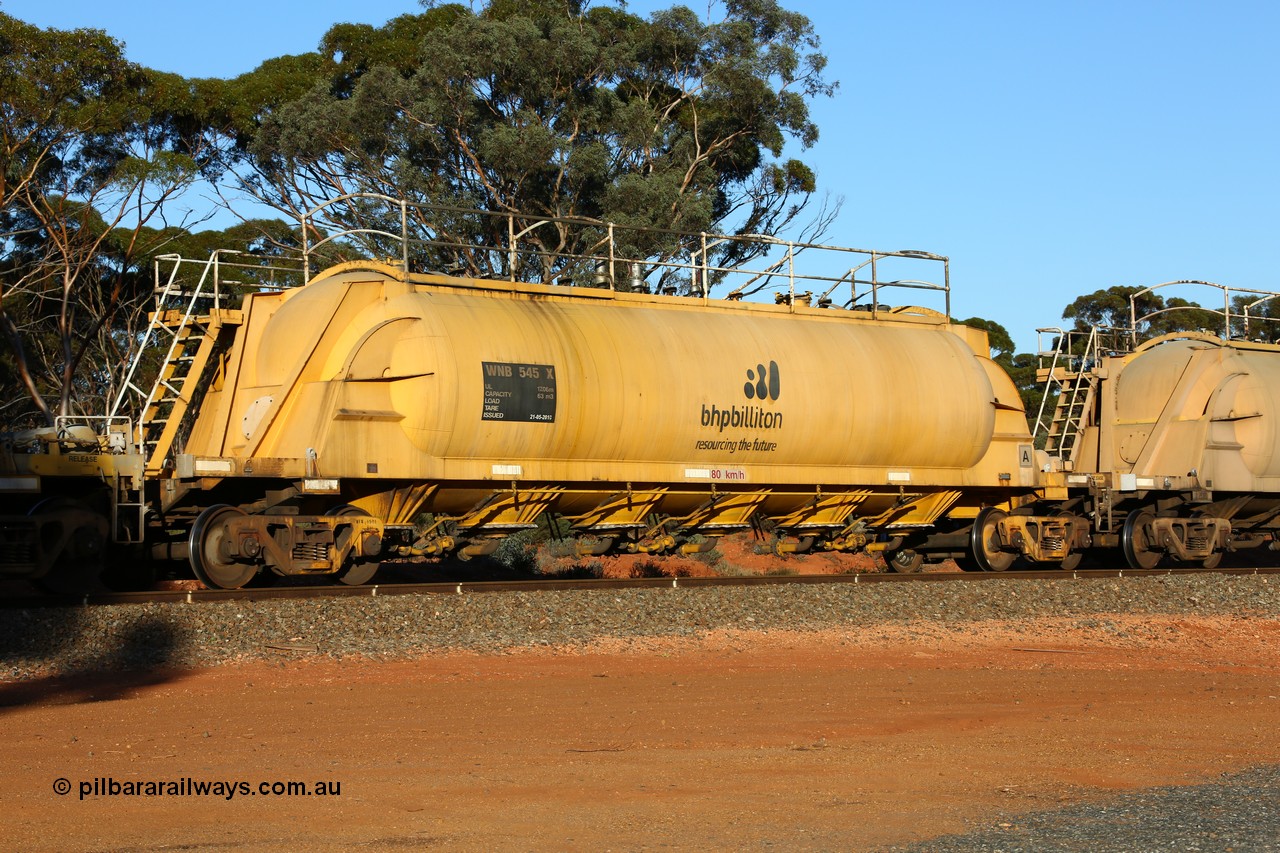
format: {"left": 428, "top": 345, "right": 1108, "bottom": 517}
{"left": 110, "top": 252, "right": 244, "bottom": 476}
{"left": 1033, "top": 326, "right": 1124, "bottom": 469}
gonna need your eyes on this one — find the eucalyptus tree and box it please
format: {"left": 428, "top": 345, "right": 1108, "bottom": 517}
{"left": 221, "top": 0, "right": 837, "bottom": 289}
{"left": 1063, "top": 285, "right": 1230, "bottom": 344}
{"left": 0, "top": 13, "right": 213, "bottom": 427}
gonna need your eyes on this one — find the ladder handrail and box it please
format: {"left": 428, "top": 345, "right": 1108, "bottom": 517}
{"left": 108, "top": 251, "right": 235, "bottom": 464}
{"left": 108, "top": 257, "right": 186, "bottom": 424}
{"left": 1032, "top": 327, "right": 1067, "bottom": 439}
{"left": 1034, "top": 326, "right": 1103, "bottom": 464}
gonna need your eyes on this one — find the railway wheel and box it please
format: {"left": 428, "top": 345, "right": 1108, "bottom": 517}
{"left": 1120, "top": 509, "right": 1162, "bottom": 570}
{"left": 883, "top": 547, "right": 924, "bottom": 573}
{"left": 29, "top": 497, "right": 109, "bottom": 595}
{"left": 970, "top": 507, "right": 1016, "bottom": 572}
{"left": 189, "top": 505, "right": 257, "bottom": 590}
{"left": 326, "top": 505, "right": 380, "bottom": 586}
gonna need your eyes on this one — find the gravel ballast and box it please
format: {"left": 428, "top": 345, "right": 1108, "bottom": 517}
{"left": 890, "top": 765, "right": 1280, "bottom": 852}
{"left": 2, "top": 572, "right": 1278, "bottom": 679}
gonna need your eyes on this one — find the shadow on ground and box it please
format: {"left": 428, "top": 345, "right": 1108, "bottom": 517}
{"left": 0, "top": 609, "right": 193, "bottom": 711}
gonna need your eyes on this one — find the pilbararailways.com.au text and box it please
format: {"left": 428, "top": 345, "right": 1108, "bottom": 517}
{"left": 54, "top": 776, "right": 341, "bottom": 801}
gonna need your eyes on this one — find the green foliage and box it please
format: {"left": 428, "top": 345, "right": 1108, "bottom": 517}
{"left": 682, "top": 534, "right": 724, "bottom": 567}
{"left": 958, "top": 316, "right": 1015, "bottom": 366}
{"left": 492, "top": 529, "right": 540, "bottom": 572}
{"left": 1062, "top": 285, "right": 1226, "bottom": 343}
{"left": 0, "top": 17, "right": 140, "bottom": 199}
{"left": 691, "top": 546, "right": 725, "bottom": 567}
{"left": 223, "top": 0, "right": 835, "bottom": 282}
{"left": 0, "top": 13, "right": 229, "bottom": 427}
{"left": 1232, "top": 292, "right": 1280, "bottom": 341}
{"left": 0, "top": 3, "right": 835, "bottom": 425}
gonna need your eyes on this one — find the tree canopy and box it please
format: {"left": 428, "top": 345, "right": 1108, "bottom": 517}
{"left": 216, "top": 0, "right": 837, "bottom": 283}
{"left": 1062, "top": 285, "right": 1230, "bottom": 341}
{"left": 0, "top": 14, "right": 218, "bottom": 426}
{"left": 0, "top": 2, "right": 839, "bottom": 427}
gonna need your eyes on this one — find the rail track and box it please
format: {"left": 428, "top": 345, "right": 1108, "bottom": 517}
{"left": 6, "top": 564, "right": 1280, "bottom": 609}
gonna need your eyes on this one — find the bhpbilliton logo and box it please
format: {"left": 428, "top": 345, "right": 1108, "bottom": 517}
{"left": 743, "top": 361, "right": 780, "bottom": 401}
{"left": 700, "top": 359, "right": 784, "bottom": 433}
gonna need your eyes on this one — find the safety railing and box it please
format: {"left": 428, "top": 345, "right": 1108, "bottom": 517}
{"left": 1128, "top": 280, "right": 1280, "bottom": 345}
{"left": 298, "top": 195, "right": 952, "bottom": 317}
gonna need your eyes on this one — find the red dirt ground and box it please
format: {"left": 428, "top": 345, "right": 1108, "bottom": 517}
{"left": 5, "top": 614, "right": 1280, "bottom": 851}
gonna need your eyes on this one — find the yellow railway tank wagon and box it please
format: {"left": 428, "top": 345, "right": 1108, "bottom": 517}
{"left": 165, "top": 259, "right": 1057, "bottom": 587}
{"left": 3, "top": 202, "right": 1093, "bottom": 591}
{"left": 1039, "top": 328, "right": 1280, "bottom": 569}
{"left": 0, "top": 423, "right": 144, "bottom": 592}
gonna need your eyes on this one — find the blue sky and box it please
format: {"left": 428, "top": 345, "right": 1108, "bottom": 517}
{"left": 4, "top": 0, "right": 1277, "bottom": 352}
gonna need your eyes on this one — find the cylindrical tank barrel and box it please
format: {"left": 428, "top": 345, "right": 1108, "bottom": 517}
{"left": 249, "top": 278, "right": 1002, "bottom": 474}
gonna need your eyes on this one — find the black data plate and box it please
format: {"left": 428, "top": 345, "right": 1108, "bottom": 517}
{"left": 481, "top": 362, "right": 557, "bottom": 422}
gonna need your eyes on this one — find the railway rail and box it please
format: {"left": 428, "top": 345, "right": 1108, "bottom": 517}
{"left": 7, "top": 564, "right": 1280, "bottom": 609}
